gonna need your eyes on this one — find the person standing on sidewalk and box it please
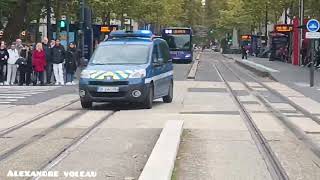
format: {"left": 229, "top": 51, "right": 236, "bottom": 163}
{"left": 32, "top": 43, "right": 46, "bottom": 85}
{"left": 51, "top": 39, "right": 65, "bottom": 85}
{"left": 0, "top": 41, "right": 9, "bottom": 85}
{"left": 6, "top": 44, "right": 19, "bottom": 85}
{"left": 17, "top": 45, "right": 33, "bottom": 86}
{"left": 65, "top": 42, "right": 79, "bottom": 85}
{"left": 241, "top": 46, "right": 248, "bottom": 59}
{"left": 42, "top": 37, "right": 53, "bottom": 85}
{"left": 16, "top": 46, "right": 28, "bottom": 86}
{"left": 315, "top": 46, "right": 320, "bottom": 68}
{"left": 15, "top": 39, "right": 25, "bottom": 84}
{"left": 15, "top": 39, "right": 24, "bottom": 55}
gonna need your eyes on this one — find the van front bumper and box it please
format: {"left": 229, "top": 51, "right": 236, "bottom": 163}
{"left": 79, "top": 81, "right": 150, "bottom": 103}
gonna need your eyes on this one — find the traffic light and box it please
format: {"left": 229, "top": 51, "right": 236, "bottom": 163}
{"left": 59, "top": 20, "right": 67, "bottom": 31}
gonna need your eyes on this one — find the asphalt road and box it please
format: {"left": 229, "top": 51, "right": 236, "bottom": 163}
{"left": 2, "top": 52, "right": 320, "bottom": 180}
{"left": 0, "top": 61, "right": 192, "bottom": 180}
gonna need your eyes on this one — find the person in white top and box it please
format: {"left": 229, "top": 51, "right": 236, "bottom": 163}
{"left": 6, "top": 44, "right": 19, "bottom": 85}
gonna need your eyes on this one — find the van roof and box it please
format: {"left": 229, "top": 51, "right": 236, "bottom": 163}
{"left": 99, "top": 38, "right": 153, "bottom": 46}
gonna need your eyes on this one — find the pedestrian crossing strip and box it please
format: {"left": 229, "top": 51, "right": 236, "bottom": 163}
{"left": 0, "top": 86, "right": 58, "bottom": 104}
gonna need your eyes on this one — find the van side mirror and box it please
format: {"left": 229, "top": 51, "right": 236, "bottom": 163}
{"left": 158, "top": 58, "right": 164, "bottom": 64}
{"left": 153, "top": 61, "right": 162, "bottom": 67}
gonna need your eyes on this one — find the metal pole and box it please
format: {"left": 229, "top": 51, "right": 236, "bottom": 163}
{"left": 80, "top": 0, "right": 85, "bottom": 61}
{"left": 265, "top": 2, "right": 268, "bottom": 41}
{"left": 66, "top": 18, "right": 69, "bottom": 47}
{"left": 310, "top": 39, "right": 315, "bottom": 87}
{"left": 300, "top": 0, "right": 304, "bottom": 66}
{"left": 46, "top": 0, "right": 52, "bottom": 40}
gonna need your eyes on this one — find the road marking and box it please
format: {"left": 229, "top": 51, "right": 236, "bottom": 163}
{"left": 0, "top": 99, "right": 18, "bottom": 101}
{"left": 0, "top": 94, "right": 32, "bottom": 96}
{"left": 0, "top": 96, "right": 25, "bottom": 99}
{"left": 0, "top": 86, "right": 59, "bottom": 105}
{"left": 0, "top": 102, "right": 11, "bottom": 104}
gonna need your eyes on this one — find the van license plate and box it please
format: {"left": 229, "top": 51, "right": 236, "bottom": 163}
{"left": 97, "top": 87, "right": 119, "bottom": 92}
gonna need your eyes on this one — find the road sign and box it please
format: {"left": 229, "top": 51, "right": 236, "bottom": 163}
{"left": 306, "top": 19, "right": 320, "bottom": 87}
{"left": 307, "top": 19, "right": 320, "bottom": 32}
{"left": 306, "top": 32, "right": 320, "bottom": 39}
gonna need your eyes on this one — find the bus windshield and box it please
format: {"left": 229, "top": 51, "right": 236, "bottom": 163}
{"left": 163, "top": 34, "right": 191, "bottom": 51}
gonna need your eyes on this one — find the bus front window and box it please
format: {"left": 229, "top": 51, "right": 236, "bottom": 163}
{"left": 165, "top": 35, "right": 191, "bottom": 51}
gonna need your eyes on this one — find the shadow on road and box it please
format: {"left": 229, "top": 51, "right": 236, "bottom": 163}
{"left": 68, "top": 101, "right": 163, "bottom": 111}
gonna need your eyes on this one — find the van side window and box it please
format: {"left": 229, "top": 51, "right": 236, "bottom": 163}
{"left": 160, "top": 42, "right": 170, "bottom": 63}
{"left": 157, "top": 43, "right": 164, "bottom": 61}
{"left": 152, "top": 44, "right": 159, "bottom": 62}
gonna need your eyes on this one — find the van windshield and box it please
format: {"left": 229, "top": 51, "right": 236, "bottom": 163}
{"left": 90, "top": 44, "right": 150, "bottom": 65}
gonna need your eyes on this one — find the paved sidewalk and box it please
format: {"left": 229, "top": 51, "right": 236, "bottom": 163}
{"left": 225, "top": 54, "right": 320, "bottom": 103}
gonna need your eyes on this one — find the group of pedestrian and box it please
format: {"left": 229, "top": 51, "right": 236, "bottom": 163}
{"left": 0, "top": 37, "right": 79, "bottom": 86}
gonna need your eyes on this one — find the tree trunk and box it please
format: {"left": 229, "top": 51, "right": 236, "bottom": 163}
{"left": 120, "top": 12, "right": 125, "bottom": 30}
{"left": 3, "top": 0, "right": 29, "bottom": 43}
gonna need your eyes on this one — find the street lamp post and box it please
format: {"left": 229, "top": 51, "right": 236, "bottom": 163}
{"left": 46, "top": 0, "right": 52, "bottom": 40}
{"left": 299, "top": 0, "right": 304, "bottom": 66}
{"left": 80, "top": 0, "right": 85, "bottom": 61}
{"left": 265, "top": 1, "right": 268, "bottom": 41}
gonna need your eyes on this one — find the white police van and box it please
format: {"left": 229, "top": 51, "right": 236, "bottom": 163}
{"left": 79, "top": 30, "right": 174, "bottom": 109}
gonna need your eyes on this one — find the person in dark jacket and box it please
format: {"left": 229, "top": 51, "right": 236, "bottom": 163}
{"left": 241, "top": 46, "right": 248, "bottom": 59}
{"left": 0, "top": 41, "right": 9, "bottom": 85}
{"left": 17, "top": 45, "right": 33, "bottom": 85}
{"left": 315, "top": 46, "right": 320, "bottom": 68}
{"left": 42, "top": 37, "right": 53, "bottom": 84}
{"left": 65, "top": 43, "right": 79, "bottom": 85}
{"left": 51, "top": 39, "right": 65, "bottom": 85}
{"left": 17, "top": 47, "right": 28, "bottom": 86}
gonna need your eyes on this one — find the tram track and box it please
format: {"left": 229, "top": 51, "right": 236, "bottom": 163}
{"left": 214, "top": 63, "right": 289, "bottom": 180}
{"left": 220, "top": 57, "right": 320, "bottom": 158}
{"left": 31, "top": 111, "right": 116, "bottom": 180}
{"left": 0, "top": 110, "right": 86, "bottom": 162}
{"left": 0, "top": 99, "right": 79, "bottom": 137}
{"left": 0, "top": 99, "right": 117, "bottom": 180}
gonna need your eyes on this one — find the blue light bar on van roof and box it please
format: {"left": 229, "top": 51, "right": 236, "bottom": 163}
{"left": 109, "top": 30, "right": 153, "bottom": 39}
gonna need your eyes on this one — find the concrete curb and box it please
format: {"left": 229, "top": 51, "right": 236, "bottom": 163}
{"left": 187, "top": 52, "right": 201, "bottom": 79}
{"left": 196, "top": 52, "right": 201, "bottom": 60}
{"left": 223, "top": 54, "right": 278, "bottom": 82}
{"left": 138, "top": 120, "right": 184, "bottom": 180}
{"left": 187, "top": 60, "right": 199, "bottom": 79}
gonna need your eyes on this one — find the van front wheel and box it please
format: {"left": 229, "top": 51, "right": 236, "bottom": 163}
{"left": 143, "top": 85, "right": 154, "bottom": 109}
{"left": 81, "top": 100, "right": 92, "bottom": 109}
{"left": 163, "top": 81, "right": 173, "bottom": 103}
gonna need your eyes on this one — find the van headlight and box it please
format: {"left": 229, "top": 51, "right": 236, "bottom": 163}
{"left": 129, "top": 69, "right": 146, "bottom": 79}
{"left": 185, "top": 54, "right": 191, "bottom": 58}
{"left": 81, "top": 70, "right": 95, "bottom": 79}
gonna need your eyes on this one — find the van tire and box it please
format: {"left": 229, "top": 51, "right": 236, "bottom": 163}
{"left": 163, "top": 81, "right": 173, "bottom": 103}
{"left": 143, "top": 84, "right": 154, "bottom": 109}
{"left": 81, "top": 100, "right": 92, "bottom": 109}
